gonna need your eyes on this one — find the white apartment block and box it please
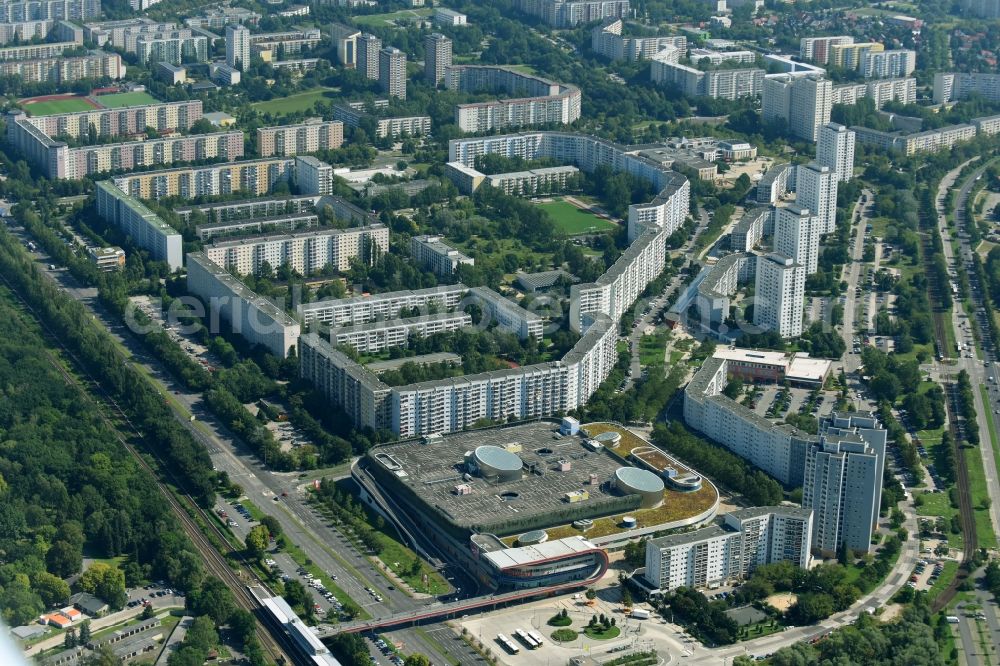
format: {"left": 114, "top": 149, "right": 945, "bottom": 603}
{"left": 409, "top": 235, "right": 474, "bottom": 276}
{"left": 695, "top": 252, "right": 755, "bottom": 329}
{"left": 689, "top": 48, "right": 757, "bottom": 66}
{"left": 852, "top": 124, "right": 978, "bottom": 156}
{"left": 0, "top": 18, "right": 80, "bottom": 45}
{"left": 300, "top": 310, "right": 617, "bottom": 436}
{"left": 831, "top": 78, "right": 916, "bottom": 108}
{"left": 330, "top": 104, "right": 431, "bottom": 139}
{"left": 433, "top": 8, "right": 466, "bottom": 26}
{"left": 329, "top": 23, "right": 359, "bottom": 68}
{"left": 444, "top": 162, "right": 579, "bottom": 196}
{"left": 135, "top": 31, "right": 208, "bottom": 65}
{"left": 226, "top": 24, "right": 250, "bottom": 70}
{"left": 860, "top": 49, "right": 915, "bottom": 78}
{"left": 357, "top": 33, "right": 381, "bottom": 80}
{"left": 934, "top": 71, "right": 1000, "bottom": 104}
{"left": 110, "top": 157, "right": 310, "bottom": 199}
{"left": 294, "top": 156, "right": 333, "bottom": 196}
{"left": 298, "top": 285, "right": 469, "bottom": 327}
{"left": 0, "top": 50, "right": 124, "bottom": 84}
{"left": 816, "top": 123, "right": 855, "bottom": 183}
{"left": 804, "top": 412, "right": 886, "bottom": 554}
{"left": 644, "top": 506, "right": 813, "bottom": 591}
{"left": 187, "top": 252, "right": 300, "bottom": 358}
{"left": 0, "top": 0, "right": 101, "bottom": 21}
{"left": 762, "top": 74, "right": 832, "bottom": 142}
{"left": 0, "top": 40, "right": 84, "bottom": 60}
{"left": 257, "top": 119, "right": 344, "bottom": 157}
{"left": 974, "top": 114, "right": 1000, "bottom": 136}
{"left": 591, "top": 19, "right": 686, "bottom": 62}
{"left": 774, "top": 204, "right": 820, "bottom": 274}
{"left": 651, "top": 61, "right": 765, "bottom": 100}
{"left": 379, "top": 46, "right": 406, "bottom": 100}
{"left": 730, "top": 206, "right": 770, "bottom": 252}
{"left": 799, "top": 35, "right": 853, "bottom": 64}
{"left": 683, "top": 356, "right": 811, "bottom": 486}
{"left": 10, "top": 99, "right": 202, "bottom": 141}
{"left": 468, "top": 286, "right": 544, "bottom": 340}
{"left": 82, "top": 19, "right": 174, "bottom": 50}
{"left": 330, "top": 312, "right": 473, "bottom": 353}
{"left": 95, "top": 181, "right": 182, "bottom": 271}
{"left": 446, "top": 66, "right": 581, "bottom": 132}
{"left": 425, "top": 33, "right": 451, "bottom": 86}
{"left": 753, "top": 252, "right": 805, "bottom": 338}
{"left": 204, "top": 224, "right": 388, "bottom": 276}
{"left": 513, "top": 0, "right": 629, "bottom": 28}
{"left": 185, "top": 7, "right": 260, "bottom": 30}
{"left": 756, "top": 163, "right": 792, "bottom": 205}
{"left": 795, "top": 162, "right": 838, "bottom": 234}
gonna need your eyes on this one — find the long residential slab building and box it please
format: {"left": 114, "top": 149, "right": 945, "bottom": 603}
{"left": 95, "top": 180, "right": 182, "bottom": 271}
{"left": 110, "top": 155, "right": 333, "bottom": 199}
{"left": 591, "top": 19, "right": 686, "bottom": 61}
{"left": 684, "top": 355, "right": 885, "bottom": 554}
{"left": 0, "top": 0, "right": 101, "bottom": 21}
{"left": 187, "top": 252, "right": 300, "bottom": 358}
{"left": 0, "top": 50, "right": 124, "bottom": 83}
{"left": 257, "top": 118, "right": 344, "bottom": 157}
{"left": 204, "top": 224, "right": 388, "bottom": 275}
{"left": 644, "top": 506, "right": 813, "bottom": 591}
{"left": 330, "top": 311, "right": 473, "bottom": 354}
{"left": 513, "top": 0, "right": 629, "bottom": 27}
{"left": 444, "top": 66, "right": 581, "bottom": 133}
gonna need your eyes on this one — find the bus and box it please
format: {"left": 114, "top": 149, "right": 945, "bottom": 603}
{"left": 497, "top": 634, "right": 520, "bottom": 654}
{"left": 527, "top": 630, "right": 545, "bottom": 647}
{"left": 514, "top": 629, "right": 540, "bottom": 649}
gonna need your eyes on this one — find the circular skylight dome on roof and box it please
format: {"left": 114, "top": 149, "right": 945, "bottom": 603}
{"left": 473, "top": 445, "right": 523, "bottom": 482}
{"left": 614, "top": 466, "right": 665, "bottom": 508}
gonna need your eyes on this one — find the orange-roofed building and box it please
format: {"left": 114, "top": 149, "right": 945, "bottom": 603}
{"left": 43, "top": 614, "right": 72, "bottom": 629}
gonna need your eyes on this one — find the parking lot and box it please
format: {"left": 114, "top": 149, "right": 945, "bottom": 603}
{"left": 130, "top": 295, "right": 218, "bottom": 372}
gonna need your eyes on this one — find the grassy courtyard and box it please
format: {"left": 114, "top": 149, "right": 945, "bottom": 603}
{"left": 96, "top": 91, "right": 160, "bottom": 108}
{"left": 353, "top": 8, "right": 432, "bottom": 26}
{"left": 252, "top": 87, "right": 341, "bottom": 116}
{"left": 537, "top": 199, "right": 616, "bottom": 235}
{"left": 21, "top": 97, "right": 95, "bottom": 116}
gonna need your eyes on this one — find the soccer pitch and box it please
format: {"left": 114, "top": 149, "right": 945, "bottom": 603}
{"left": 251, "top": 87, "right": 340, "bottom": 116}
{"left": 95, "top": 91, "right": 160, "bottom": 108}
{"left": 22, "top": 98, "right": 96, "bottom": 116}
{"left": 537, "top": 199, "right": 616, "bottom": 235}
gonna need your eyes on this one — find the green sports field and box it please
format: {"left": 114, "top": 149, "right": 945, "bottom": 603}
{"left": 251, "top": 87, "right": 341, "bottom": 116}
{"left": 353, "top": 7, "right": 432, "bottom": 27}
{"left": 537, "top": 200, "right": 616, "bottom": 235}
{"left": 95, "top": 91, "right": 161, "bottom": 108}
{"left": 22, "top": 98, "right": 96, "bottom": 116}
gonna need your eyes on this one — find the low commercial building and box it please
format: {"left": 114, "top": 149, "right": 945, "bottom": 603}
{"left": 330, "top": 311, "right": 473, "bottom": 353}
{"left": 433, "top": 7, "right": 467, "bottom": 25}
{"left": 644, "top": 506, "right": 813, "bottom": 591}
{"left": 712, "top": 347, "right": 832, "bottom": 387}
{"left": 186, "top": 252, "right": 301, "bottom": 358}
{"left": 445, "top": 66, "right": 581, "bottom": 133}
{"left": 204, "top": 224, "right": 388, "bottom": 275}
{"left": 95, "top": 181, "right": 182, "bottom": 271}
{"left": 409, "top": 235, "right": 474, "bottom": 276}
{"left": 257, "top": 119, "right": 344, "bottom": 157}
{"left": 87, "top": 246, "right": 125, "bottom": 272}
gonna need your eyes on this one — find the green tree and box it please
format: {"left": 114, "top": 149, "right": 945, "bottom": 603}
{"left": 33, "top": 571, "right": 71, "bottom": 607}
{"left": 245, "top": 524, "right": 270, "bottom": 556}
{"left": 78, "top": 619, "right": 92, "bottom": 645}
{"left": 46, "top": 540, "right": 83, "bottom": 578}
{"left": 79, "top": 562, "right": 127, "bottom": 610}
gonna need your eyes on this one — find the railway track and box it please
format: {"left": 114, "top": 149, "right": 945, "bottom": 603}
{"left": 0, "top": 268, "right": 297, "bottom": 665}
{"left": 920, "top": 201, "right": 978, "bottom": 613}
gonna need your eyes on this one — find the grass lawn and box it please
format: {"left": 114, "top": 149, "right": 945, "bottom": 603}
{"left": 537, "top": 200, "right": 616, "bottom": 235}
{"left": 22, "top": 97, "right": 95, "bottom": 115}
{"left": 916, "top": 491, "right": 965, "bottom": 549}
{"left": 506, "top": 63, "right": 538, "bottom": 75}
{"left": 251, "top": 87, "right": 341, "bottom": 116}
{"left": 639, "top": 332, "right": 668, "bottom": 366}
{"left": 96, "top": 91, "right": 160, "bottom": 108}
{"left": 980, "top": 384, "right": 1000, "bottom": 515}
{"left": 583, "top": 625, "right": 621, "bottom": 640}
{"left": 353, "top": 8, "right": 432, "bottom": 26}
{"left": 551, "top": 628, "right": 577, "bottom": 642}
{"left": 963, "top": 446, "right": 997, "bottom": 548}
